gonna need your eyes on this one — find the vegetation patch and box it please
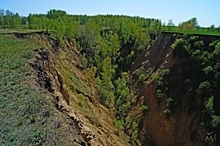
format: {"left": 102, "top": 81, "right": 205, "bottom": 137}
{"left": 0, "top": 34, "right": 52, "bottom": 145}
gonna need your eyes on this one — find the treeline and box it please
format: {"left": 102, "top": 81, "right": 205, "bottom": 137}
{"left": 0, "top": 9, "right": 27, "bottom": 29}
{"left": 164, "top": 17, "right": 220, "bottom": 34}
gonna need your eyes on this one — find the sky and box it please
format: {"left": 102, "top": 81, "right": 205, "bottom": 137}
{"left": 1, "top": 0, "right": 219, "bottom": 27}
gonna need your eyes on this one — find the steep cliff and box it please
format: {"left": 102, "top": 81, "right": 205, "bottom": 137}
{"left": 130, "top": 32, "right": 220, "bottom": 146}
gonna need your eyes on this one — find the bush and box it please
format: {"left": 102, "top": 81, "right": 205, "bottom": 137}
{"left": 139, "top": 73, "right": 146, "bottom": 82}
{"left": 197, "top": 81, "right": 211, "bottom": 94}
{"left": 202, "top": 66, "right": 213, "bottom": 75}
{"left": 171, "top": 38, "right": 184, "bottom": 50}
{"left": 114, "top": 119, "right": 123, "bottom": 131}
{"left": 163, "top": 109, "right": 172, "bottom": 118}
{"left": 212, "top": 115, "right": 220, "bottom": 128}
{"left": 77, "top": 94, "right": 86, "bottom": 103}
{"left": 166, "top": 98, "right": 173, "bottom": 107}
{"left": 140, "top": 105, "right": 148, "bottom": 111}
{"left": 156, "top": 89, "right": 164, "bottom": 99}
{"left": 205, "top": 96, "right": 214, "bottom": 114}
{"left": 152, "top": 74, "right": 160, "bottom": 82}
{"left": 131, "top": 129, "right": 138, "bottom": 146}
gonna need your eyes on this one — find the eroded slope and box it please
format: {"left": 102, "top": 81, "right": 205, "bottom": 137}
{"left": 130, "top": 32, "right": 220, "bottom": 146}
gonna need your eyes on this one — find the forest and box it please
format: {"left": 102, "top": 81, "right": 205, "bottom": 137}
{"left": 1, "top": 9, "right": 220, "bottom": 145}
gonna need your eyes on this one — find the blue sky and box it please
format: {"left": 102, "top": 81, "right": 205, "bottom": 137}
{"left": 1, "top": 0, "right": 219, "bottom": 27}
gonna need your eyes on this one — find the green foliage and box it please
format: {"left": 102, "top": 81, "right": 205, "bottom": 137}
{"left": 114, "top": 119, "right": 124, "bottom": 131}
{"left": 134, "top": 60, "right": 151, "bottom": 82}
{"left": 95, "top": 57, "right": 116, "bottom": 107}
{"left": 152, "top": 74, "right": 161, "bottom": 85}
{"left": 101, "top": 57, "right": 115, "bottom": 87}
{"left": 130, "top": 121, "right": 139, "bottom": 146}
{"left": 124, "top": 116, "right": 132, "bottom": 130}
{"left": 202, "top": 66, "right": 213, "bottom": 75}
{"left": 197, "top": 81, "right": 211, "bottom": 94}
{"left": 214, "top": 42, "right": 220, "bottom": 55}
{"left": 172, "top": 38, "right": 185, "bottom": 51}
{"left": 100, "top": 89, "right": 115, "bottom": 107}
{"left": 115, "top": 73, "right": 132, "bottom": 116}
{"left": 211, "top": 115, "right": 220, "bottom": 128}
{"left": 163, "top": 109, "right": 172, "bottom": 117}
{"left": 170, "top": 35, "right": 220, "bottom": 130}
{"left": 87, "top": 66, "right": 97, "bottom": 80}
{"left": 131, "top": 121, "right": 138, "bottom": 130}
{"left": 0, "top": 10, "right": 21, "bottom": 29}
{"left": 140, "top": 105, "right": 148, "bottom": 111}
{"left": 166, "top": 98, "right": 174, "bottom": 107}
{"left": 193, "top": 40, "right": 204, "bottom": 48}
{"left": 139, "top": 73, "right": 147, "bottom": 82}
{"left": 205, "top": 96, "right": 214, "bottom": 114}
{"left": 119, "top": 102, "right": 131, "bottom": 113}
{"left": 178, "top": 17, "right": 198, "bottom": 31}
{"left": 152, "top": 69, "right": 169, "bottom": 86}
{"left": 77, "top": 94, "right": 86, "bottom": 103}
{"left": 131, "top": 129, "right": 138, "bottom": 146}
{"left": 156, "top": 89, "right": 164, "bottom": 99}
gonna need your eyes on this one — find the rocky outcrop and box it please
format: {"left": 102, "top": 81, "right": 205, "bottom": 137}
{"left": 30, "top": 48, "right": 69, "bottom": 104}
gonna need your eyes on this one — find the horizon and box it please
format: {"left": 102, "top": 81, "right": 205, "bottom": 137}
{"left": 1, "top": 0, "right": 219, "bottom": 27}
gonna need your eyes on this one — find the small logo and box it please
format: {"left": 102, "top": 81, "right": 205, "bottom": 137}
{"left": 205, "top": 132, "right": 216, "bottom": 142}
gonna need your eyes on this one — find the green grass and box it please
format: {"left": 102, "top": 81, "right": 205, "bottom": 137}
{"left": 0, "top": 34, "right": 53, "bottom": 145}
{"left": 55, "top": 59, "right": 91, "bottom": 97}
{"left": 162, "top": 29, "right": 220, "bottom": 36}
{"left": 0, "top": 29, "right": 45, "bottom": 34}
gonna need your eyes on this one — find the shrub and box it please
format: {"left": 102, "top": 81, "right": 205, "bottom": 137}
{"left": 171, "top": 38, "right": 184, "bottom": 50}
{"left": 77, "top": 94, "right": 86, "bottom": 103}
{"left": 166, "top": 98, "right": 173, "bottom": 107}
{"left": 205, "top": 96, "right": 214, "bottom": 114}
{"left": 139, "top": 73, "right": 146, "bottom": 82}
{"left": 202, "top": 66, "right": 213, "bottom": 75}
{"left": 114, "top": 119, "right": 123, "bottom": 131}
{"left": 212, "top": 115, "right": 220, "bottom": 128}
{"left": 140, "top": 105, "right": 148, "bottom": 111}
{"left": 156, "top": 89, "right": 164, "bottom": 99}
{"left": 152, "top": 74, "right": 160, "bottom": 82}
{"left": 131, "top": 129, "right": 138, "bottom": 146}
{"left": 197, "top": 81, "right": 211, "bottom": 94}
{"left": 163, "top": 109, "right": 172, "bottom": 118}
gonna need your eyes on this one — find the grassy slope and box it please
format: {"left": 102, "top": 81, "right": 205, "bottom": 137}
{"left": 0, "top": 34, "right": 52, "bottom": 145}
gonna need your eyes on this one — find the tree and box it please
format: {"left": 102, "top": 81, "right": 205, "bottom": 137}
{"left": 178, "top": 17, "right": 198, "bottom": 31}
{"left": 167, "top": 19, "right": 175, "bottom": 26}
{"left": 210, "top": 24, "right": 215, "bottom": 32}
{"left": 0, "top": 9, "right": 4, "bottom": 28}
{"left": 167, "top": 19, "right": 175, "bottom": 31}
{"left": 101, "top": 57, "right": 115, "bottom": 88}
{"left": 47, "top": 9, "right": 67, "bottom": 19}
